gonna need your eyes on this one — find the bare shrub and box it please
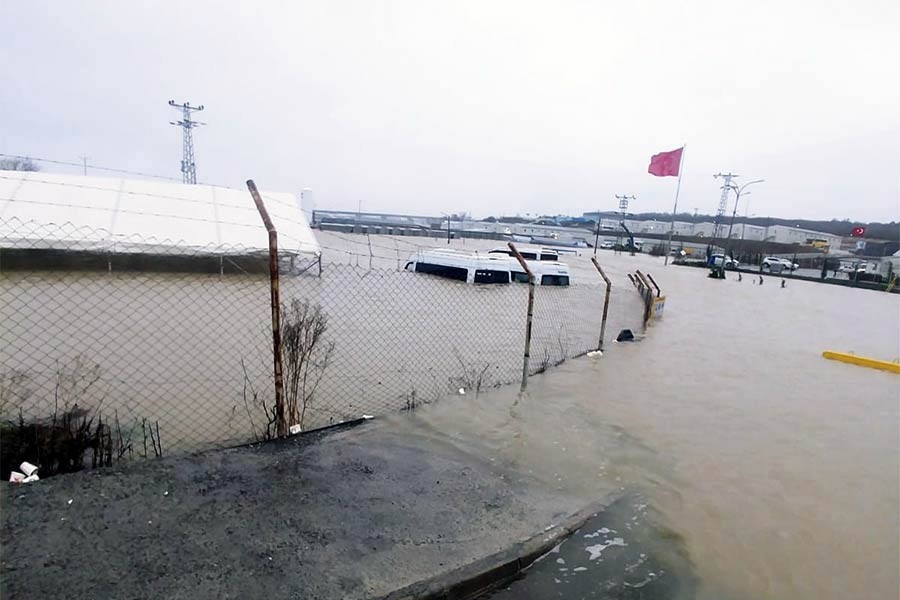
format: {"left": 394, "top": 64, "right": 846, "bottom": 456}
{"left": 240, "top": 357, "right": 277, "bottom": 441}
{"left": 0, "top": 370, "right": 32, "bottom": 416}
{"left": 401, "top": 389, "right": 418, "bottom": 412}
{"left": 0, "top": 358, "right": 159, "bottom": 479}
{"left": 281, "top": 299, "right": 335, "bottom": 430}
{"left": 449, "top": 349, "right": 495, "bottom": 397}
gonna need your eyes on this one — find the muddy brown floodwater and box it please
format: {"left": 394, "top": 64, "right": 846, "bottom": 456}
{"left": 383, "top": 247, "right": 899, "bottom": 600}
{"left": 3, "top": 231, "right": 897, "bottom": 599}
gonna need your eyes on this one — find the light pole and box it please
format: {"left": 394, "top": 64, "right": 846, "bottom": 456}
{"left": 441, "top": 214, "right": 453, "bottom": 245}
{"left": 726, "top": 179, "right": 764, "bottom": 243}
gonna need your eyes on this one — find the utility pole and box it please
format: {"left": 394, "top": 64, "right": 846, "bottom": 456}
{"left": 168, "top": 100, "right": 205, "bottom": 184}
{"left": 78, "top": 155, "right": 89, "bottom": 176}
{"left": 615, "top": 195, "right": 636, "bottom": 254}
{"left": 712, "top": 173, "right": 738, "bottom": 243}
{"left": 593, "top": 207, "right": 601, "bottom": 255}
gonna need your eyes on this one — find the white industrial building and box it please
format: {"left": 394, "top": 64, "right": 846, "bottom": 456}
{"left": 0, "top": 170, "right": 320, "bottom": 259}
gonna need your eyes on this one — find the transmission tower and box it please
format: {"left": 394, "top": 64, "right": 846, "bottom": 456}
{"left": 712, "top": 173, "right": 738, "bottom": 239}
{"left": 168, "top": 100, "right": 205, "bottom": 184}
{"left": 614, "top": 194, "right": 636, "bottom": 250}
{"left": 616, "top": 194, "right": 635, "bottom": 213}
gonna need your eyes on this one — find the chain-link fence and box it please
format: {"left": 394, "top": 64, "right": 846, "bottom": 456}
{"left": 1, "top": 215, "right": 645, "bottom": 478}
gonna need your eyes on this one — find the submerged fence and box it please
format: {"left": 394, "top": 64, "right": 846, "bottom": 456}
{"left": 1, "top": 215, "right": 648, "bottom": 478}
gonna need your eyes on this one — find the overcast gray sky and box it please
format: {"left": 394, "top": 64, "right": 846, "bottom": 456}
{"left": 3, "top": 1, "right": 898, "bottom": 221}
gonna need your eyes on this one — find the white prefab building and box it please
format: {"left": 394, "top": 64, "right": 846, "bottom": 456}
{"left": 729, "top": 223, "right": 768, "bottom": 241}
{"left": 0, "top": 170, "right": 320, "bottom": 259}
{"left": 764, "top": 225, "right": 842, "bottom": 249}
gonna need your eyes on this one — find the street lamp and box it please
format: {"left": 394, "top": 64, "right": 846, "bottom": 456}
{"left": 726, "top": 179, "right": 764, "bottom": 242}
{"left": 442, "top": 214, "right": 452, "bottom": 245}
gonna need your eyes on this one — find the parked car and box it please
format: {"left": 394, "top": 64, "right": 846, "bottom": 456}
{"left": 838, "top": 263, "right": 864, "bottom": 274}
{"left": 762, "top": 257, "right": 798, "bottom": 271}
{"left": 711, "top": 254, "right": 739, "bottom": 269}
{"left": 599, "top": 240, "right": 616, "bottom": 250}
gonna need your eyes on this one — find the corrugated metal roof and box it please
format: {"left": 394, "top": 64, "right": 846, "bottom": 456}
{"left": 0, "top": 171, "right": 320, "bottom": 256}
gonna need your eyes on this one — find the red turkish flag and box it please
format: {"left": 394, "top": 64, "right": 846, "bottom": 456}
{"left": 648, "top": 147, "right": 683, "bottom": 177}
{"left": 851, "top": 226, "right": 866, "bottom": 237}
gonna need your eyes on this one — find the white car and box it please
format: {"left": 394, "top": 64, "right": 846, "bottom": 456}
{"left": 599, "top": 240, "right": 616, "bottom": 250}
{"left": 762, "top": 257, "right": 798, "bottom": 271}
{"left": 838, "top": 263, "right": 865, "bottom": 274}
{"left": 711, "top": 254, "right": 739, "bottom": 269}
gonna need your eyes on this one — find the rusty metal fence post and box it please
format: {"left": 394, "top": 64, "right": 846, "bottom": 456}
{"left": 508, "top": 242, "right": 534, "bottom": 392}
{"left": 591, "top": 256, "right": 612, "bottom": 351}
{"left": 247, "top": 180, "right": 287, "bottom": 437}
{"left": 635, "top": 270, "right": 653, "bottom": 328}
{"left": 645, "top": 273, "right": 661, "bottom": 298}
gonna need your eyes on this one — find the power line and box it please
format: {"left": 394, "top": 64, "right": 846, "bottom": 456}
{"left": 0, "top": 153, "right": 183, "bottom": 182}
{"left": 0, "top": 174, "right": 258, "bottom": 212}
{"left": 1, "top": 154, "right": 304, "bottom": 214}
{"left": 168, "top": 100, "right": 205, "bottom": 184}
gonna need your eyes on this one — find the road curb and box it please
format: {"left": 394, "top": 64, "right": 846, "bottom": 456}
{"left": 379, "top": 497, "right": 613, "bottom": 600}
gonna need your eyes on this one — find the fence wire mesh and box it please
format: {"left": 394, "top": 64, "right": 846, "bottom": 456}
{"left": 1, "top": 216, "right": 645, "bottom": 479}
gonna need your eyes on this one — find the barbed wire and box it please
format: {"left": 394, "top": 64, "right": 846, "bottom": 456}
{"left": 0, "top": 216, "right": 318, "bottom": 260}
{"left": 0, "top": 173, "right": 267, "bottom": 213}
{"left": 1, "top": 153, "right": 184, "bottom": 183}
{"left": 0, "top": 157, "right": 299, "bottom": 213}
{"left": 0, "top": 195, "right": 272, "bottom": 233}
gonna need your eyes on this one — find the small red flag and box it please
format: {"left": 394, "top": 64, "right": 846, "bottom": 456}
{"left": 851, "top": 226, "right": 866, "bottom": 237}
{"left": 648, "top": 147, "right": 683, "bottom": 177}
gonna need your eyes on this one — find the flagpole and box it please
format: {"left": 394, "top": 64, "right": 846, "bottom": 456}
{"left": 664, "top": 145, "right": 686, "bottom": 266}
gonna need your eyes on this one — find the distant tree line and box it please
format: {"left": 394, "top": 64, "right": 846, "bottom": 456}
{"left": 0, "top": 157, "right": 40, "bottom": 172}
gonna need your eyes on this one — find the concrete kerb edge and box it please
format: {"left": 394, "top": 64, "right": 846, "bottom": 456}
{"left": 378, "top": 497, "right": 615, "bottom": 600}
{"left": 224, "top": 416, "right": 370, "bottom": 452}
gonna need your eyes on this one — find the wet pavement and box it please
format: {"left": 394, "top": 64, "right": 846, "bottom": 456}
{"left": 0, "top": 420, "right": 591, "bottom": 600}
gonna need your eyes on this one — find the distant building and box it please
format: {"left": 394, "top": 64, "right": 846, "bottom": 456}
{"left": 764, "top": 225, "right": 842, "bottom": 249}
{"left": 730, "top": 223, "right": 767, "bottom": 241}
{"left": 0, "top": 170, "right": 320, "bottom": 261}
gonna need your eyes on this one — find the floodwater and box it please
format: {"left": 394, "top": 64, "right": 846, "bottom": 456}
{"left": 2, "top": 232, "right": 897, "bottom": 598}
{"left": 382, "top": 248, "right": 899, "bottom": 600}
{"left": 486, "top": 493, "right": 697, "bottom": 599}
{"left": 0, "top": 233, "right": 643, "bottom": 451}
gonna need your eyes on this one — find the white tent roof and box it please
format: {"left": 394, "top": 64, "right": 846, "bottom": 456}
{"left": 0, "top": 171, "right": 320, "bottom": 257}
